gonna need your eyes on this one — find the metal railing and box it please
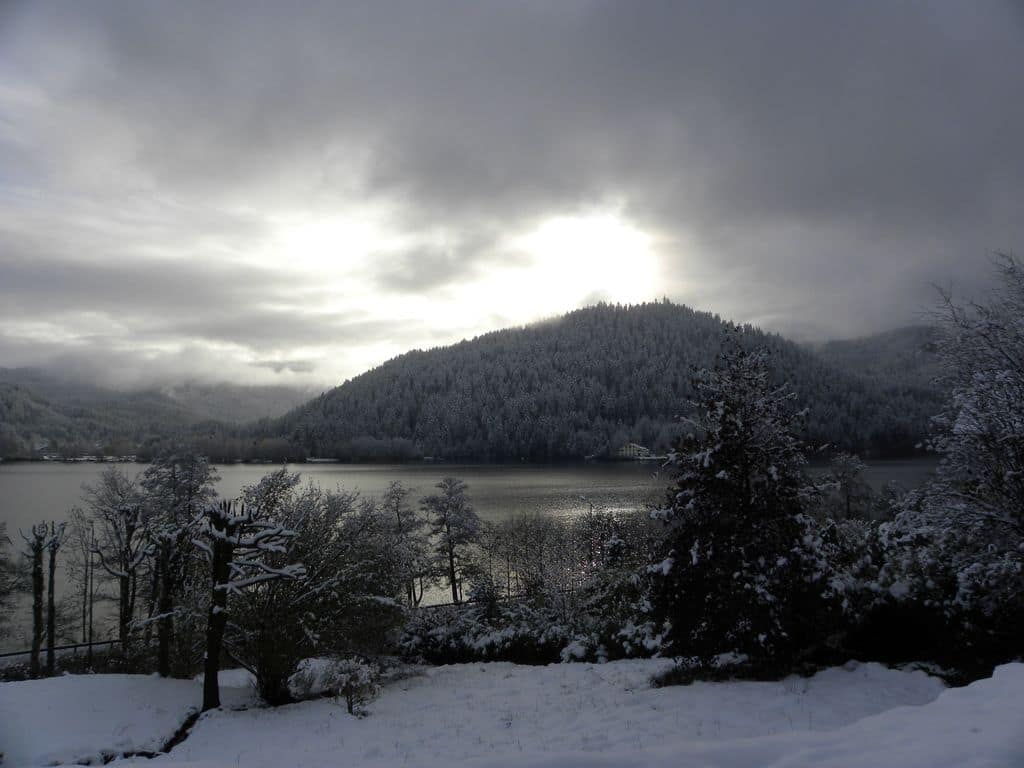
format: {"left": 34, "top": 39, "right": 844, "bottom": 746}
{"left": 0, "top": 639, "right": 120, "bottom": 660}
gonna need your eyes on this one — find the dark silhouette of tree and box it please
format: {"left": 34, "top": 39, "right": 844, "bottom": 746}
{"left": 196, "top": 492, "right": 303, "bottom": 711}
{"left": 650, "top": 330, "right": 836, "bottom": 670}
{"left": 421, "top": 478, "right": 481, "bottom": 604}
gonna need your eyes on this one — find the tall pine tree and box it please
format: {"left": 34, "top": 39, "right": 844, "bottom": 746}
{"left": 650, "top": 329, "right": 836, "bottom": 672}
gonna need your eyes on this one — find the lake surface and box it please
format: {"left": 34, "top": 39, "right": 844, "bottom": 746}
{"left": 0, "top": 458, "right": 936, "bottom": 651}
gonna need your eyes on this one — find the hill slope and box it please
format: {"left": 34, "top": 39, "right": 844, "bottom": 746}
{"left": 810, "top": 325, "right": 941, "bottom": 391}
{"left": 269, "top": 302, "right": 942, "bottom": 460}
{"left": 0, "top": 368, "right": 311, "bottom": 458}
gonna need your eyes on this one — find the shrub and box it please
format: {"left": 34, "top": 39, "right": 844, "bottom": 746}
{"left": 288, "top": 657, "right": 381, "bottom": 716}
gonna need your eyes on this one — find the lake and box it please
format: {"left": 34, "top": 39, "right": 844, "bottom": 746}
{"left": 0, "top": 458, "right": 936, "bottom": 651}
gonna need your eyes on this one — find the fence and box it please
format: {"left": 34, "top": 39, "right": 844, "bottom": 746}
{"left": 0, "top": 639, "right": 120, "bottom": 663}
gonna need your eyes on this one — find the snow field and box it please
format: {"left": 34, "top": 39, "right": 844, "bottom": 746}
{"left": 0, "top": 671, "right": 255, "bottom": 767}
{"left": 3, "top": 660, "right": 1022, "bottom": 768}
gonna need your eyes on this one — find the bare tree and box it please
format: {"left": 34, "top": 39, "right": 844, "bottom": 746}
{"left": 84, "top": 467, "right": 148, "bottom": 663}
{"left": 141, "top": 450, "right": 218, "bottom": 677}
{"left": 380, "top": 480, "right": 432, "bottom": 606}
{"left": 64, "top": 510, "right": 96, "bottom": 646}
{"left": 828, "top": 452, "right": 872, "bottom": 519}
{"left": 0, "top": 522, "right": 18, "bottom": 641}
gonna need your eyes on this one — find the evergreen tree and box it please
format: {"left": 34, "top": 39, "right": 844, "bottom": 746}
{"left": 422, "top": 478, "right": 481, "bottom": 604}
{"left": 650, "top": 330, "right": 836, "bottom": 671}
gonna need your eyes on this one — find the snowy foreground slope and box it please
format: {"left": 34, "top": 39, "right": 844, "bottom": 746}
{"left": 3, "top": 660, "right": 1023, "bottom": 768}
{"left": 0, "top": 670, "right": 255, "bottom": 767}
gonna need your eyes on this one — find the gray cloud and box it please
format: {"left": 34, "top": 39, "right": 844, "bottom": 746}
{"left": 250, "top": 359, "right": 317, "bottom": 375}
{"left": 1, "top": 0, "right": 1022, "bottom": 387}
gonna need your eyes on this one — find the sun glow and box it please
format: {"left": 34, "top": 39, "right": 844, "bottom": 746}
{"left": 242, "top": 207, "right": 662, "bottom": 382}
{"left": 493, "top": 212, "right": 660, "bottom": 320}
{"left": 271, "top": 214, "right": 386, "bottom": 272}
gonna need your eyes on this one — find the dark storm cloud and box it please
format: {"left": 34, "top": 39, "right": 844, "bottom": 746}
{"left": 1, "top": 0, "right": 1022, "bottom": 385}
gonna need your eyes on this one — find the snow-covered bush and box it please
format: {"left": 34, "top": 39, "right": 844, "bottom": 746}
{"left": 219, "top": 472, "right": 405, "bottom": 705}
{"left": 843, "top": 258, "right": 1024, "bottom": 674}
{"left": 288, "top": 657, "right": 380, "bottom": 715}
{"left": 402, "top": 596, "right": 574, "bottom": 665}
{"left": 403, "top": 510, "right": 663, "bottom": 665}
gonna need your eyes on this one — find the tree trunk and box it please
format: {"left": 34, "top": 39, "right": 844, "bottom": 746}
{"left": 157, "top": 547, "right": 174, "bottom": 677}
{"left": 87, "top": 526, "right": 95, "bottom": 666}
{"left": 202, "top": 539, "right": 231, "bottom": 711}
{"left": 119, "top": 573, "right": 131, "bottom": 664}
{"left": 447, "top": 544, "right": 459, "bottom": 604}
{"left": 80, "top": 557, "right": 88, "bottom": 643}
{"left": 30, "top": 540, "right": 43, "bottom": 679}
{"left": 46, "top": 532, "right": 57, "bottom": 675}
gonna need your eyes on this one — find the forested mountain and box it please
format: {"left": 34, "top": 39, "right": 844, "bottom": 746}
{"left": 809, "top": 326, "right": 941, "bottom": 391}
{"left": 267, "top": 301, "right": 943, "bottom": 461}
{"left": 1, "top": 308, "right": 944, "bottom": 462}
{"left": 0, "top": 368, "right": 311, "bottom": 458}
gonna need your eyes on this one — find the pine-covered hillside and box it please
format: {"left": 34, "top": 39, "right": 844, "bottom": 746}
{"left": 269, "top": 301, "right": 943, "bottom": 461}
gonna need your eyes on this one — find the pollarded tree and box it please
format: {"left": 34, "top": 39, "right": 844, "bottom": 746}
{"left": 650, "top": 329, "right": 837, "bottom": 671}
{"left": 422, "top": 477, "right": 481, "bottom": 604}
{"left": 195, "top": 473, "right": 305, "bottom": 711}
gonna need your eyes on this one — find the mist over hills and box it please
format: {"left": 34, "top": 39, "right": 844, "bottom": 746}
{"left": 0, "top": 303, "right": 944, "bottom": 461}
{"left": 266, "top": 302, "right": 943, "bottom": 462}
{"left": 809, "top": 326, "right": 941, "bottom": 392}
{"left": 0, "top": 368, "right": 313, "bottom": 457}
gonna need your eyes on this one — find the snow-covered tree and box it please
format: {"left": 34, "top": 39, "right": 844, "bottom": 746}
{"left": 195, "top": 474, "right": 305, "bottom": 710}
{"left": 882, "top": 256, "right": 1024, "bottom": 658}
{"left": 380, "top": 481, "right": 432, "bottom": 606}
{"left": 650, "top": 330, "right": 837, "bottom": 671}
{"left": 421, "top": 477, "right": 481, "bottom": 603}
{"left": 226, "top": 474, "right": 405, "bottom": 704}
{"left": 826, "top": 452, "right": 874, "bottom": 520}
{"left": 141, "top": 450, "right": 219, "bottom": 677}
{"left": 83, "top": 467, "right": 148, "bottom": 663}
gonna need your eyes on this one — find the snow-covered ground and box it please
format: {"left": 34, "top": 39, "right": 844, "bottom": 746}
{"left": 0, "top": 669, "right": 255, "bottom": 767}
{"left": 2, "top": 660, "right": 1022, "bottom": 768}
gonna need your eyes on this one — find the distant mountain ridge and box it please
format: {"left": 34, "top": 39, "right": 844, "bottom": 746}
{"left": 0, "top": 308, "right": 944, "bottom": 461}
{"left": 0, "top": 368, "right": 312, "bottom": 457}
{"left": 265, "top": 302, "right": 943, "bottom": 461}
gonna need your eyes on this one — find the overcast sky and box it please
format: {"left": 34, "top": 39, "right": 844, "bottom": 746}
{"left": 1, "top": 1, "right": 1022, "bottom": 389}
